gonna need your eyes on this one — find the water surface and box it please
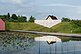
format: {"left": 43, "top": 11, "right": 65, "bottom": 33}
{"left": 0, "top": 32, "right": 81, "bottom": 54}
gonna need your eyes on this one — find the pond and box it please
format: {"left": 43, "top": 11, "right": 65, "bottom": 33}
{"left": 0, "top": 32, "right": 81, "bottom": 54}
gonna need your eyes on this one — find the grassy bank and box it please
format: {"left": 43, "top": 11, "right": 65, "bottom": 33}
{"left": 5, "top": 22, "right": 81, "bottom": 33}
{"left": 5, "top": 22, "right": 52, "bottom": 32}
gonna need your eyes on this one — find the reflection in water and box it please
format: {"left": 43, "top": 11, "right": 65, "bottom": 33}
{"left": 0, "top": 37, "right": 33, "bottom": 50}
{"left": 0, "top": 32, "right": 81, "bottom": 54}
{"left": 34, "top": 36, "right": 81, "bottom": 54}
{"left": 0, "top": 32, "right": 35, "bottom": 54}
{"left": 33, "top": 41, "right": 81, "bottom": 54}
{"left": 35, "top": 36, "right": 61, "bottom": 42}
{"left": 47, "top": 41, "right": 56, "bottom": 45}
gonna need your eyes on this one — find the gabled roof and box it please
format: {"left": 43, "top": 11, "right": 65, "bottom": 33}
{"left": 46, "top": 15, "right": 58, "bottom": 20}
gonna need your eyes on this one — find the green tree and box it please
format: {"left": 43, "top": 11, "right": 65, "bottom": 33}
{"left": 5, "top": 13, "right": 11, "bottom": 21}
{"left": 0, "top": 15, "right": 8, "bottom": 21}
{"left": 61, "top": 17, "right": 71, "bottom": 22}
{"left": 11, "top": 14, "right": 18, "bottom": 20}
{"left": 71, "top": 20, "right": 81, "bottom": 27}
{"left": 0, "top": 13, "right": 11, "bottom": 21}
{"left": 29, "top": 16, "right": 36, "bottom": 22}
{"left": 0, "top": 13, "right": 27, "bottom": 22}
{"left": 18, "top": 15, "right": 27, "bottom": 22}
{"left": 7, "top": 13, "right": 10, "bottom": 19}
{"left": 22, "top": 16, "right": 27, "bottom": 22}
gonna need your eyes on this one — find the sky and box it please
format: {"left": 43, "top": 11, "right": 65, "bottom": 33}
{"left": 0, "top": 0, "right": 81, "bottom": 20}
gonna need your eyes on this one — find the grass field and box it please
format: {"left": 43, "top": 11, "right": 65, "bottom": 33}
{"left": 5, "top": 22, "right": 81, "bottom": 33}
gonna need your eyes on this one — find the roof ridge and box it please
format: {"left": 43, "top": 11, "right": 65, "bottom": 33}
{"left": 46, "top": 15, "right": 58, "bottom": 20}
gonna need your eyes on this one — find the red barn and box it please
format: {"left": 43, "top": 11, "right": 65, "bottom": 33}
{"left": 0, "top": 19, "right": 5, "bottom": 30}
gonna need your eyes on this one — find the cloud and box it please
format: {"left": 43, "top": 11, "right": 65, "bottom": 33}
{"left": 44, "top": 3, "right": 81, "bottom": 8}
{"left": 0, "top": 0, "right": 23, "bottom": 4}
{"left": 44, "top": 3, "right": 81, "bottom": 14}
{"left": 11, "top": 0, "right": 23, "bottom": 4}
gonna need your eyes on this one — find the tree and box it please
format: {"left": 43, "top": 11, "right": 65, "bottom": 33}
{"left": 5, "top": 13, "right": 11, "bottom": 21}
{"left": 29, "top": 16, "right": 36, "bottom": 22}
{"left": 71, "top": 20, "right": 81, "bottom": 27}
{"left": 0, "top": 13, "right": 11, "bottom": 21}
{"left": 11, "top": 14, "right": 18, "bottom": 20}
{"left": 7, "top": 13, "right": 10, "bottom": 19}
{"left": 61, "top": 17, "right": 71, "bottom": 22}
{"left": 0, "top": 13, "right": 27, "bottom": 22}
{"left": 0, "top": 15, "right": 8, "bottom": 21}
{"left": 18, "top": 15, "right": 27, "bottom": 22}
{"left": 22, "top": 16, "right": 27, "bottom": 22}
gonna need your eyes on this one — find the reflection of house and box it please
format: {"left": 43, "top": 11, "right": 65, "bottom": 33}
{"left": 35, "top": 36, "right": 61, "bottom": 42}
{"left": 35, "top": 15, "right": 61, "bottom": 28}
{"left": 0, "top": 19, "right": 5, "bottom": 30}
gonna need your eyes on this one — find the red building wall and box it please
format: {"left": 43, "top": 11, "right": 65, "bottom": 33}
{"left": 0, "top": 19, "right": 5, "bottom": 30}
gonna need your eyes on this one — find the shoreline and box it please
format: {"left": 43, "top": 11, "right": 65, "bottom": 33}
{"left": 0, "top": 30, "right": 81, "bottom": 38}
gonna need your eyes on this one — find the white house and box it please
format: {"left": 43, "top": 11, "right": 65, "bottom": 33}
{"left": 35, "top": 15, "right": 61, "bottom": 28}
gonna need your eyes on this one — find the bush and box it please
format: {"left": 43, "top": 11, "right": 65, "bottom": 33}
{"left": 71, "top": 20, "right": 81, "bottom": 27}
{"left": 61, "top": 18, "right": 71, "bottom": 22}
{"left": 29, "top": 16, "right": 36, "bottom": 22}
{"left": 73, "top": 28, "right": 81, "bottom": 33}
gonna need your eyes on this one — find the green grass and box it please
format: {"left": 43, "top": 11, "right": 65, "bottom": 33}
{"left": 51, "top": 22, "right": 74, "bottom": 33}
{"left": 5, "top": 22, "right": 51, "bottom": 32}
{"left": 51, "top": 22, "right": 81, "bottom": 33}
{"left": 5, "top": 22, "right": 81, "bottom": 33}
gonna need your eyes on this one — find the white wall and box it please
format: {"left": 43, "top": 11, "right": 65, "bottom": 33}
{"left": 35, "top": 20, "right": 61, "bottom": 28}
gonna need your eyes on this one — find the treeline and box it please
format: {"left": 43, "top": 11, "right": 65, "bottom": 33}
{"left": 0, "top": 13, "right": 36, "bottom": 22}
{"left": 61, "top": 17, "right": 81, "bottom": 27}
